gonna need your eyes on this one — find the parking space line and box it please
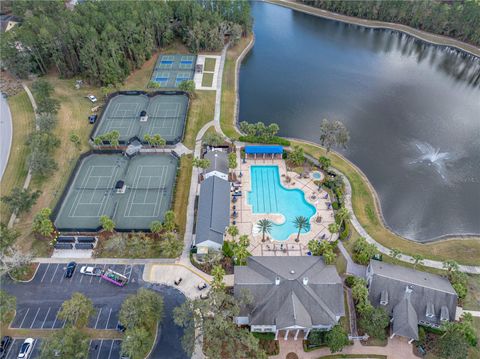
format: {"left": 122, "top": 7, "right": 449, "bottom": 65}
{"left": 96, "top": 340, "right": 104, "bottom": 359}
{"left": 52, "top": 309, "right": 59, "bottom": 328}
{"left": 40, "top": 263, "right": 50, "bottom": 283}
{"left": 94, "top": 308, "right": 103, "bottom": 329}
{"left": 59, "top": 265, "right": 66, "bottom": 283}
{"left": 4, "top": 339, "right": 16, "bottom": 358}
{"left": 30, "top": 307, "right": 41, "bottom": 328}
{"left": 98, "top": 264, "right": 107, "bottom": 283}
{"left": 41, "top": 307, "right": 51, "bottom": 328}
{"left": 128, "top": 266, "right": 134, "bottom": 281}
{"left": 105, "top": 308, "right": 113, "bottom": 329}
{"left": 50, "top": 264, "right": 60, "bottom": 283}
{"left": 31, "top": 339, "right": 38, "bottom": 353}
{"left": 18, "top": 308, "right": 30, "bottom": 328}
{"left": 107, "top": 340, "right": 114, "bottom": 359}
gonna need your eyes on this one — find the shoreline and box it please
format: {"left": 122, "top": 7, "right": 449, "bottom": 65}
{"left": 228, "top": 32, "right": 479, "bottom": 255}
{"left": 266, "top": 0, "right": 480, "bottom": 59}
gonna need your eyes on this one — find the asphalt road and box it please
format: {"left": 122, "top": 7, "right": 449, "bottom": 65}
{"left": 0, "top": 95, "right": 13, "bottom": 181}
{"left": 2, "top": 263, "right": 189, "bottom": 359}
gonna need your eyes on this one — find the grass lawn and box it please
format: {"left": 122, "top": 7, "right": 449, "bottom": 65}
{"left": 220, "top": 36, "right": 253, "bottom": 139}
{"left": 0, "top": 91, "right": 34, "bottom": 222}
{"left": 173, "top": 155, "right": 193, "bottom": 239}
{"left": 294, "top": 141, "right": 480, "bottom": 265}
{"left": 201, "top": 72, "right": 214, "bottom": 87}
{"left": 183, "top": 92, "right": 216, "bottom": 150}
{"left": 204, "top": 57, "right": 216, "bottom": 72}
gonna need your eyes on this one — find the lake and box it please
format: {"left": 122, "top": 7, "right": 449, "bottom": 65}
{"left": 239, "top": 2, "right": 480, "bottom": 242}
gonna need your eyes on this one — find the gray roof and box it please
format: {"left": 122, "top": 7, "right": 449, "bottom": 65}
{"left": 368, "top": 261, "right": 458, "bottom": 334}
{"left": 234, "top": 256, "right": 344, "bottom": 330}
{"left": 194, "top": 176, "right": 230, "bottom": 246}
{"left": 392, "top": 292, "right": 419, "bottom": 340}
{"left": 204, "top": 150, "right": 228, "bottom": 175}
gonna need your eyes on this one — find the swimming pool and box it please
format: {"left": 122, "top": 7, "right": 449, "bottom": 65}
{"left": 248, "top": 165, "right": 316, "bottom": 240}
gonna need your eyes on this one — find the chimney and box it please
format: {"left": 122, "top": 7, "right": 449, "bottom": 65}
{"left": 303, "top": 277, "right": 309, "bottom": 285}
{"left": 275, "top": 276, "right": 280, "bottom": 285}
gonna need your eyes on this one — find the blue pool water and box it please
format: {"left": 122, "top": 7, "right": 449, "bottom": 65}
{"left": 248, "top": 165, "right": 316, "bottom": 240}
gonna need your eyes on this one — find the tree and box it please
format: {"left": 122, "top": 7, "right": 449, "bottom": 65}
{"left": 325, "top": 324, "right": 350, "bottom": 353}
{"left": 163, "top": 210, "right": 176, "bottom": 232}
{"left": 173, "top": 290, "right": 266, "bottom": 359}
{"left": 119, "top": 288, "right": 164, "bottom": 330}
{"left": 257, "top": 219, "right": 273, "bottom": 242}
{"left": 0, "top": 290, "right": 16, "bottom": 323}
{"left": 32, "top": 79, "right": 54, "bottom": 99}
{"left": 319, "top": 119, "right": 350, "bottom": 154}
{"left": 28, "top": 149, "right": 58, "bottom": 177}
{"left": 336, "top": 207, "right": 351, "bottom": 231}
{"left": 293, "top": 216, "right": 309, "bottom": 242}
{"left": 412, "top": 254, "right": 424, "bottom": 269}
{"left": 266, "top": 123, "right": 279, "bottom": 139}
{"left": 121, "top": 327, "right": 152, "bottom": 359}
{"left": 352, "top": 237, "right": 378, "bottom": 265}
{"left": 288, "top": 145, "right": 305, "bottom": 166}
{"left": 178, "top": 80, "right": 196, "bottom": 96}
{"left": 318, "top": 156, "right": 331, "bottom": 171}
{"left": 99, "top": 215, "right": 115, "bottom": 232}
{"left": 192, "top": 157, "right": 210, "bottom": 173}
{"left": 151, "top": 134, "right": 166, "bottom": 147}
{"left": 69, "top": 132, "right": 81, "bottom": 150}
{"left": 389, "top": 248, "right": 402, "bottom": 259}
{"left": 40, "top": 327, "right": 89, "bottom": 359}
{"left": 36, "top": 97, "right": 60, "bottom": 115}
{"left": 358, "top": 306, "right": 390, "bottom": 340}
{"left": 308, "top": 239, "right": 329, "bottom": 256}
{"left": 37, "top": 113, "right": 57, "bottom": 132}
{"left": 227, "top": 225, "right": 239, "bottom": 241}
{"left": 211, "top": 265, "right": 225, "bottom": 292}
{"left": 150, "top": 220, "right": 163, "bottom": 234}
{"left": 159, "top": 238, "right": 183, "bottom": 258}
{"left": 436, "top": 314, "right": 477, "bottom": 359}
{"left": 202, "top": 132, "right": 224, "bottom": 146}
{"left": 328, "top": 223, "right": 340, "bottom": 236}
{"left": 0, "top": 224, "right": 18, "bottom": 253}
{"left": 351, "top": 278, "right": 369, "bottom": 305}
{"left": 1, "top": 187, "right": 41, "bottom": 215}
{"left": 233, "top": 234, "right": 250, "bottom": 265}
{"left": 442, "top": 260, "right": 459, "bottom": 273}
{"left": 323, "top": 247, "right": 336, "bottom": 265}
{"left": 143, "top": 134, "right": 153, "bottom": 146}
{"left": 57, "top": 292, "right": 94, "bottom": 328}
{"left": 32, "top": 208, "right": 54, "bottom": 237}
{"left": 228, "top": 152, "right": 237, "bottom": 170}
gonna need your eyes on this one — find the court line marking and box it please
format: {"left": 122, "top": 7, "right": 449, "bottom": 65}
{"left": 40, "top": 263, "right": 50, "bottom": 283}
{"left": 18, "top": 308, "right": 30, "bottom": 328}
{"left": 30, "top": 307, "right": 41, "bottom": 328}
{"left": 41, "top": 307, "right": 51, "bottom": 329}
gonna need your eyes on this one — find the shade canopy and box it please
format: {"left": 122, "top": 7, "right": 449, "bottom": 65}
{"left": 245, "top": 145, "right": 283, "bottom": 155}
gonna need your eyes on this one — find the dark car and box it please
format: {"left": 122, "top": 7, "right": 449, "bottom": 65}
{"left": 0, "top": 336, "right": 12, "bottom": 359}
{"left": 88, "top": 114, "right": 97, "bottom": 124}
{"left": 65, "top": 261, "right": 77, "bottom": 278}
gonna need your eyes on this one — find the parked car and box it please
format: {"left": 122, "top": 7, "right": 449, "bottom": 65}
{"left": 174, "top": 277, "right": 182, "bottom": 286}
{"left": 197, "top": 282, "right": 207, "bottom": 290}
{"left": 64, "top": 261, "right": 77, "bottom": 278}
{"left": 17, "top": 338, "right": 34, "bottom": 359}
{"left": 88, "top": 114, "right": 97, "bottom": 124}
{"left": 80, "top": 266, "right": 102, "bottom": 276}
{"left": 87, "top": 94, "right": 97, "bottom": 103}
{"left": 0, "top": 336, "right": 12, "bottom": 359}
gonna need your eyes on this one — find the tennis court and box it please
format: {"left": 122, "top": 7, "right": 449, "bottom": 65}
{"left": 151, "top": 54, "right": 196, "bottom": 88}
{"left": 54, "top": 153, "right": 178, "bottom": 231}
{"left": 92, "top": 93, "right": 188, "bottom": 144}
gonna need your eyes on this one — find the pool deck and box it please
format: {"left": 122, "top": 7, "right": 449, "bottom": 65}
{"left": 231, "top": 150, "right": 337, "bottom": 256}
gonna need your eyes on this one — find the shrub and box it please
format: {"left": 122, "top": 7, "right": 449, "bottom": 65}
{"left": 222, "top": 241, "right": 234, "bottom": 258}
{"left": 307, "top": 329, "right": 328, "bottom": 347}
{"left": 339, "top": 222, "right": 350, "bottom": 240}
{"left": 344, "top": 275, "right": 356, "bottom": 288}
{"left": 332, "top": 202, "right": 339, "bottom": 210}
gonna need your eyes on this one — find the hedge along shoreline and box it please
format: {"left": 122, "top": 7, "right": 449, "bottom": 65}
{"left": 223, "top": 28, "right": 480, "bottom": 266}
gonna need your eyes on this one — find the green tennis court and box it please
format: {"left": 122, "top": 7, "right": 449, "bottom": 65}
{"left": 54, "top": 153, "right": 178, "bottom": 231}
{"left": 151, "top": 54, "right": 196, "bottom": 88}
{"left": 92, "top": 93, "right": 189, "bottom": 144}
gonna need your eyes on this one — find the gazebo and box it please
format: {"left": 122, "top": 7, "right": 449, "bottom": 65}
{"left": 244, "top": 145, "right": 283, "bottom": 160}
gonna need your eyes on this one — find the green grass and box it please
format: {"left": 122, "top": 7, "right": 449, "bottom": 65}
{"left": 201, "top": 72, "right": 214, "bottom": 87}
{"left": 173, "top": 155, "right": 193, "bottom": 238}
{"left": 204, "top": 57, "right": 216, "bottom": 72}
{"left": 183, "top": 92, "right": 216, "bottom": 150}
{"left": 0, "top": 91, "right": 34, "bottom": 222}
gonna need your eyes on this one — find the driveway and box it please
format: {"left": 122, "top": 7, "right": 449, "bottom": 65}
{"left": 3, "top": 263, "right": 191, "bottom": 359}
{"left": 0, "top": 94, "right": 13, "bottom": 181}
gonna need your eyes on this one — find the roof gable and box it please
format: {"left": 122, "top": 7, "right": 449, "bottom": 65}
{"left": 204, "top": 150, "right": 228, "bottom": 175}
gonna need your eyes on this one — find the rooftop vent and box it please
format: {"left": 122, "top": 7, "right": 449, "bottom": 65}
{"left": 290, "top": 270, "right": 295, "bottom": 275}
{"left": 380, "top": 290, "right": 389, "bottom": 306}
{"left": 426, "top": 302, "right": 435, "bottom": 318}
{"left": 303, "top": 277, "right": 308, "bottom": 285}
{"left": 275, "top": 277, "right": 280, "bottom": 285}
{"left": 440, "top": 306, "right": 449, "bottom": 322}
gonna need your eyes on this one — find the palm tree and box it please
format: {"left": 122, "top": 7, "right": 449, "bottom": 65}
{"left": 233, "top": 242, "right": 249, "bottom": 265}
{"left": 257, "top": 219, "right": 273, "bottom": 242}
{"left": 227, "top": 225, "right": 239, "bottom": 241}
{"left": 412, "top": 254, "right": 424, "bottom": 269}
{"left": 328, "top": 223, "right": 340, "bottom": 238}
{"left": 336, "top": 207, "right": 351, "bottom": 229}
{"left": 293, "top": 216, "right": 309, "bottom": 242}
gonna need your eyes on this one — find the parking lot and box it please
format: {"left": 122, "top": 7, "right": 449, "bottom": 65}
{"left": 4, "top": 263, "right": 144, "bottom": 330}
{"left": 2, "top": 338, "right": 122, "bottom": 359}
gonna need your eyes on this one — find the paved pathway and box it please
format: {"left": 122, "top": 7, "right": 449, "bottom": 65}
{"left": 213, "top": 46, "right": 227, "bottom": 134}
{"left": 271, "top": 336, "right": 416, "bottom": 359}
{"left": 337, "top": 241, "right": 366, "bottom": 278}
{"left": 0, "top": 95, "right": 13, "bottom": 181}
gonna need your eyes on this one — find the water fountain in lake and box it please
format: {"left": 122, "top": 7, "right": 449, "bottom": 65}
{"left": 409, "top": 141, "right": 454, "bottom": 181}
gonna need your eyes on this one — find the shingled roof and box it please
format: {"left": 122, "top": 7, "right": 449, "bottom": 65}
{"left": 367, "top": 260, "right": 458, "bottom": 339}
{"left": 204, "top": 150, "right": 228, "bottom": 176}
{"left": 234, "top": 256, "right": 344, "bottom": 330}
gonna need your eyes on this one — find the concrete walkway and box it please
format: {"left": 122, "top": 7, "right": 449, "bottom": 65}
{"left": 0, "top": 95, "right": 13, "bottom": 181}
{"left": 271, "top": 336, "right": 416, "bottom": 359}
{"left": 213, "top": 46, "right": 228, "bottom": 134}
{"left": 337, "top": 241, "right": 366, "bottom": 278}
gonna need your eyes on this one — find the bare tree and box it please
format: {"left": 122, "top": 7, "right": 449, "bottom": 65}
{"left": 319, "top": 119, "right": 350, "bottom": 154}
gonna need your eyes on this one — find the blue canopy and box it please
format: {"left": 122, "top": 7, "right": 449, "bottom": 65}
{"left": 245, "top": 145, "right": 283, "bottom": 155}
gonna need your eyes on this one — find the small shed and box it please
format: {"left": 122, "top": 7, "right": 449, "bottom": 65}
{"left": 244, "top": 145, "right": 283, "bottom": 159}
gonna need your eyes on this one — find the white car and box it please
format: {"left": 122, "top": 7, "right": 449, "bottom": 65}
{"left": 80, "top": 266, "right": 102, "bottom": 276}
{"left": 87, "top": 94, "right": 97, "bottom": 103}
{"left": 17, "top": 338, "right": 34, "bottom": 359}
